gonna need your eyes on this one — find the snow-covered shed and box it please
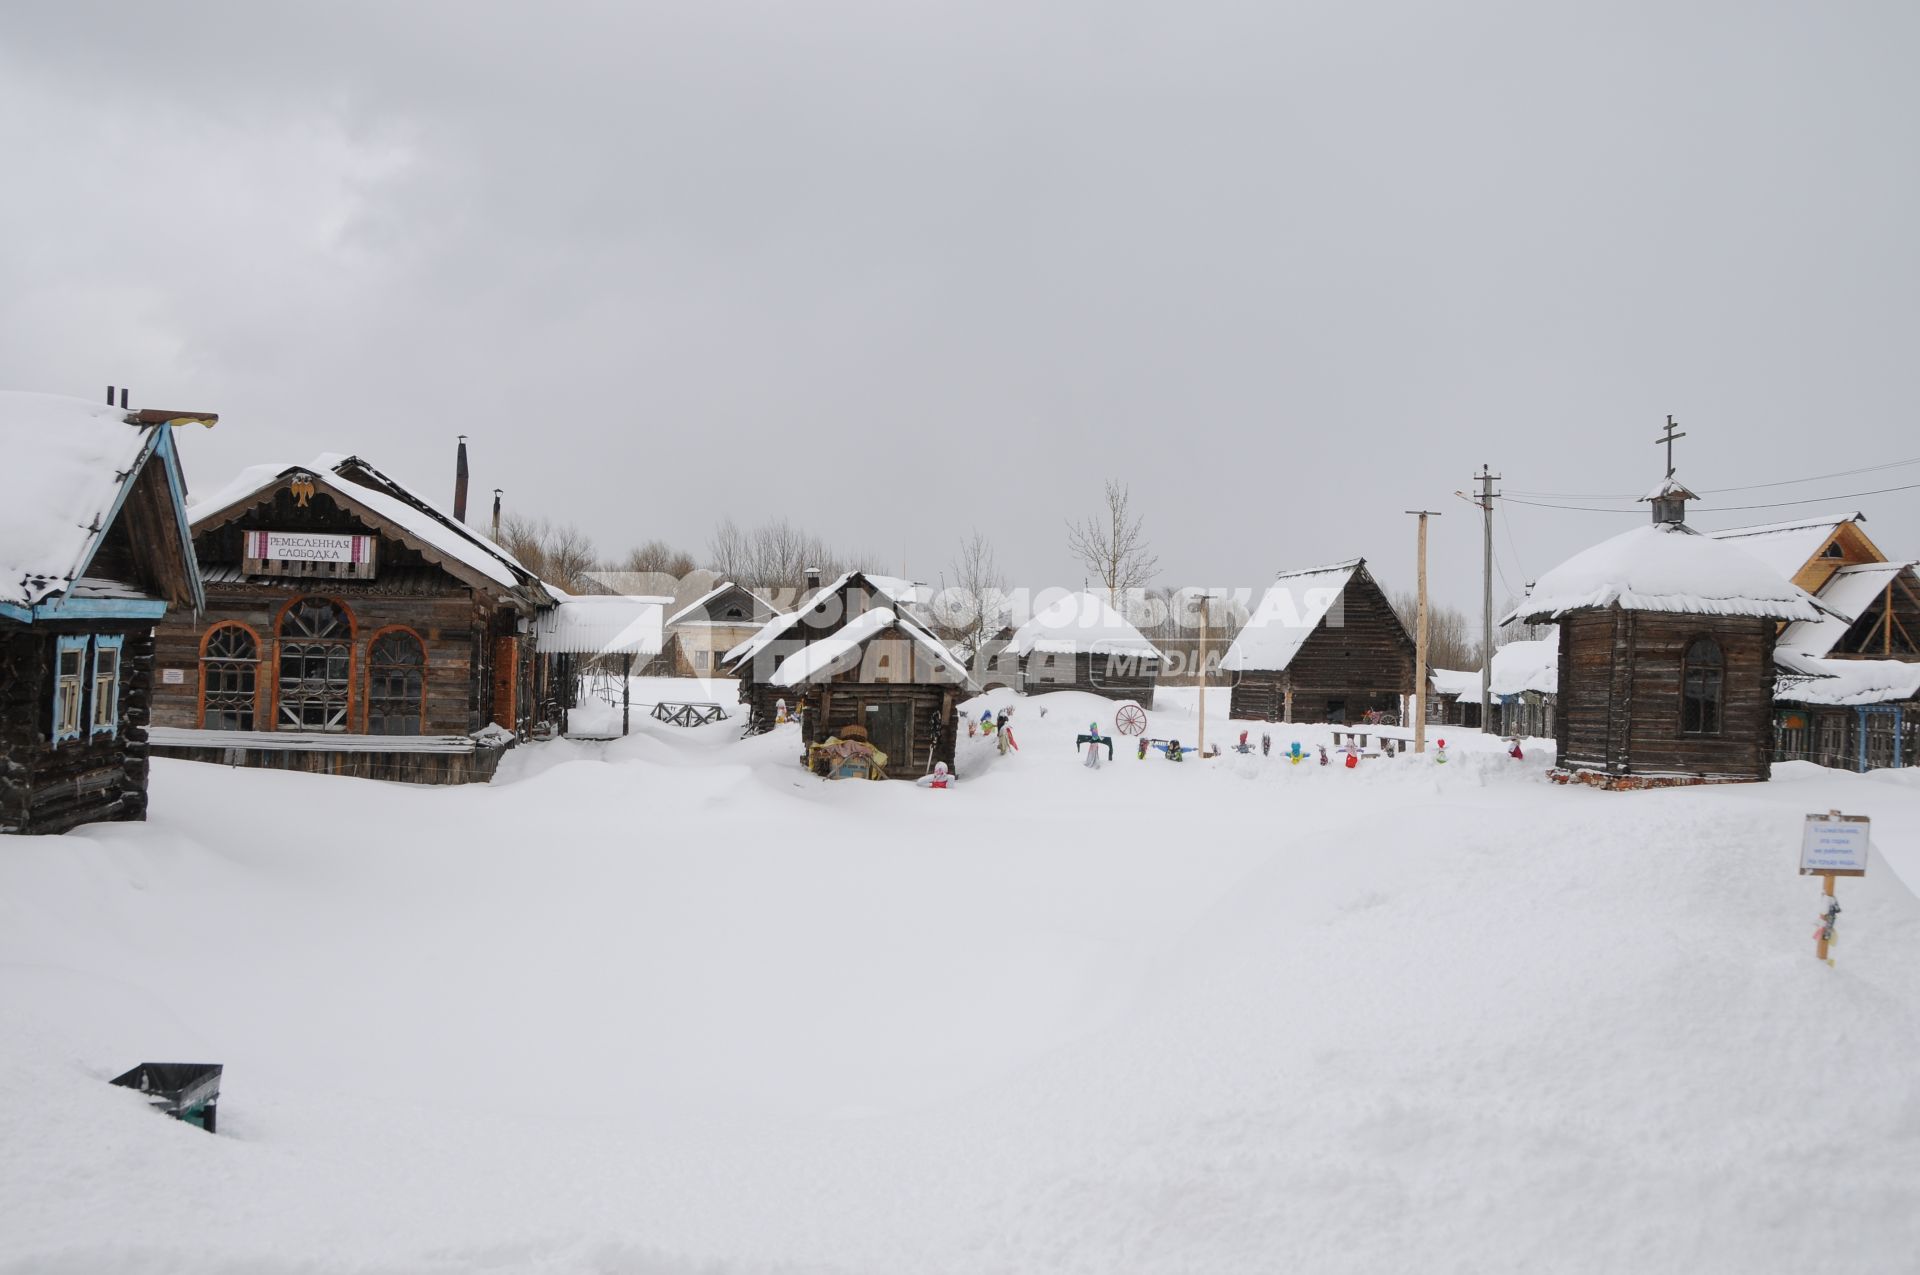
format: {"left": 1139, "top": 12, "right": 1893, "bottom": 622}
{"left": 1506, "top": 477, "right": 1823, "bottom": 788}
{"left": 724, "top": 571, "right": 976, "bottom": 777}
{"left": 1488, "top": 636, "right": 1559, "bottom": 739}
{"left": 1, "top": 391, "right": 211, "bottom": 834}
{"left": 148, "top": 449, "right": 559, "bottom": 784}
{"left": 1222, "top": 559, "right": 1414, "bottom": 724}
{"left": 1427, "top": 667, "right": 1485, "bottom": 728}
{"left": 1007, "top": 590, "right": 1164, "bottom": 704}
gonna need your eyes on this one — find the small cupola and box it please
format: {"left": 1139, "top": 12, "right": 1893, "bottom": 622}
{"left": 1643, "top": 474, "right": 1699, "bottom": 526}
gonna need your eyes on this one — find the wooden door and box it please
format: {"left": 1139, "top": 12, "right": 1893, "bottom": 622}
{"left": 492, "top": 636, "right": 518, "bottom": 730}
{"left": 863, "top": 701, "right": 911, "bottom": 770}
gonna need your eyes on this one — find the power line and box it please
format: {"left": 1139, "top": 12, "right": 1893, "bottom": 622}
{"left": 1507, "top": 453, "right": 1920, "bottom": 501}
{"left": 1503, "top": 477, "right": 1920, "bottom": 516}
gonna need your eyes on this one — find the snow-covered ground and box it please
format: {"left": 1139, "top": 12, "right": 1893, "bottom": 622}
{"left": 4, "top": 689, "right": 1919, "bottom": 1273}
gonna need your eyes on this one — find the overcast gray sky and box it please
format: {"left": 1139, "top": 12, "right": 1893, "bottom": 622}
{"left": 5, "top": 1, "right": 1917, "bottom": 615}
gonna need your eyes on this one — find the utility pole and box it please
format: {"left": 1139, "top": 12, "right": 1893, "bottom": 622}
{"left": 1405, "top": 510, "right": 1442, "bottom": 754}
{"left": 1196, "top": 590, "right": 1209, "bottom": 759}
{"left": 1473, "top": 464, "right": 1500, "bottom": 730}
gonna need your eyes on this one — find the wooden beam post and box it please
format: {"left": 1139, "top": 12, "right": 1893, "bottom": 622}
{"left": 1406, "top": 510, "right": 1441, "bottom": 754}
{"left": 622, "top": 653, "right": 632, "bottom": 736}
{"left": 1817, "top": 871, "right": 1837, "bottom": 962}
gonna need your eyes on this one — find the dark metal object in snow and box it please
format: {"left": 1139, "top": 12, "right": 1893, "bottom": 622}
{"left": 111, "top": 1062, "right": 223, "bottom": 1133}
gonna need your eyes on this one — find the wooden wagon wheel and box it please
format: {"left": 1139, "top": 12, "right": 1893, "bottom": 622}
{"left": 1115, "top": 703, "right": 1148, "bottom": 736}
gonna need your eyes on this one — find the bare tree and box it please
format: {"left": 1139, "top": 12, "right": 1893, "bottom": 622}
{"left": 706, "top": 516, "right": 880, "bottom": 596}
{"left": 940, "top": 529, "right": 1008, "bottom": 659}
{"left": 1391, "top": 589, "right": 1482, "bottom": 671}
{"left": 1067, "top": 480, "right": 1159, "bottom": 600}
{"left": 709, "top": 518, "right": 748, "bottom": 581}
{"left": 621, "top": 539, "right": 697, "bottom": 578}
{"left": 500, "top": 512, "right": 602, "bottom": 594}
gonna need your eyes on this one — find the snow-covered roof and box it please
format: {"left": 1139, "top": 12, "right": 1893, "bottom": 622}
{"left": 770, "top": 606, "right": 898, "bottom": 687}
{"left": 1777, "top": 657, "right": 1920, "bottom": 707}
{"left": 1428, "top": 668, "right": 1482, "bottom": 698}
{"left": 1219, "top": 560, "right": 1361, "bottom": 673}
{"left": 534, "top": 594, "right": 672, "bottom": 656}
{"left": 1489, "top": 636, "right": 1559, "bottom": 696}
{"left": 766, "top": 605, "right": 977, "bottom": 689}
{"left": 1704, "top": 513, "right": 1865, "bottom": 582}
{"left": 1504, "top": 524, "right": 1824, "bottom": 625}
{"left": 189, "top": 455, "right": 538, "bottom": 595}
{"left": 724, "top": 572, "right": 929, "bottom": 666}
{"left": 1775, "top": 562, "right": 1919, "bottom": 659}
{"left": 1007, "top": 590, "right": 1164, "bottom": 660}
{"left": 0, "top": 392, "right": 197, "bottom": 609}
{"left": 664, "top": 581, "right": 781, "bottom": 629}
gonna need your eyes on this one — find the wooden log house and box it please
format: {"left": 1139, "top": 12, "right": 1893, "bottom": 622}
{"left": 726, "top": 572, "right": 976, "bottom": 776}
{"left": 1705, "top": 514, "right": 1920, "bottom": 771}
{"left": 1, "top": 391, "right": 210, "bottom": 834}
{"left": 1007, "top": 590, "right": 1163, "bottom": 704}
{"left": 723, "top": 572, "right": 936, "bottom": 733}
{"left": 1506, "top": 477, "right": 1825, "bottom": 789}
{"left": 1221, "top": 559, "right": 1415, "bottom": 724}
{"left": 148, "top": 450, "right": 559, "bottom": 784}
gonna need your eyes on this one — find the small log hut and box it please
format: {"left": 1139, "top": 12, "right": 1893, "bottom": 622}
{"left": 1222, "top": 559, "right": 1414, "bottom": 724}
{"left": 727, "top": 572, "right": 976, "bottom": 777}
{"left": 148, "top": 449, "right": 559, "bottom": 784}
{"left": 1506, "top": 476, "right": 1825, "bottom": 789}
{"left": 1, "top": 391, "right": 210, "bottom": 834}
{"left": 1007, "top": 590, "right": 1163, "bottom": 704}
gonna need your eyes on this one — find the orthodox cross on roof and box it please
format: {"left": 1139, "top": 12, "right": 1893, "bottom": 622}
{"left": 1655, "top": 414, "right": 1686, "bottom": 478}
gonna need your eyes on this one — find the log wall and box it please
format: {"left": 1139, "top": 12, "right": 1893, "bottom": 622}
{"left": 1, "top": 624, "right": 157, "bottom": 835}
{"left": 1556, "top": 609, "right": 1776, "bottom": 780}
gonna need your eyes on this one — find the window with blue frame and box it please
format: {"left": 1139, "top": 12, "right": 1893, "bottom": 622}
{"left": 91, "top": 636, "right": 125, "bottom": 737}
{"left": 53, "top": 636, "right": 88, "bottom": 744}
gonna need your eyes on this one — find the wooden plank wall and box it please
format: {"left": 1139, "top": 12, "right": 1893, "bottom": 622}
{"left": 1557, "top": 609, "right": 1775, "bottom": 779}
{"left": 152, "top": 590, "right": 489, "bottom": 735}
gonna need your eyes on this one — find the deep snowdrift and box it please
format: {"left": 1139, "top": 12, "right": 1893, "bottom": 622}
{"left": 3, "top": 691, "right": 1918, "bottom": 1274}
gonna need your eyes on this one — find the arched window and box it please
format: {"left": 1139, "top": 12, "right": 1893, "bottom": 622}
{"left": 366, "top": 629, "right": 425, "bottom": 736}
{"left": 278, "top": 598, "right": 353, "bottom": 731}
{"left": 201, "top": 624, "right": 261, "bottom": 730}
{"left": 1682, "top": 636, "right": 1724, "bottom": 735}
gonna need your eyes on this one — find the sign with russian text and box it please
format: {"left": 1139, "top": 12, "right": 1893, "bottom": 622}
{"left": 1800, "top": 812, "right": 1869, "bottom": 877}
{"left": 244, "top": 531, "right": 372, "bottom": 564}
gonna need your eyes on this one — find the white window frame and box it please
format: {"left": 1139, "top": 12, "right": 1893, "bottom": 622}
{"left": 53, "top": 635, "right": 88, "bottom": 745}
{"left": 91, "top": 635, "right": 125, "bottom": 738}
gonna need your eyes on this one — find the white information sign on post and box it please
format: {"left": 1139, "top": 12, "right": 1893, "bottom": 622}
{"left": 1800, "top": 812, "right": 1870, "bottom": 878}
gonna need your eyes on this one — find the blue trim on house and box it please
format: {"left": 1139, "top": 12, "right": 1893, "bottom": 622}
{"left": 29, "top": 596, "right": 169, "bottom": 622}
{"left": 152, "top": 427, "right": 207, "bottom": 612}
{"left": 0, "top": 600, "right": 30, "bottom": 625}
{"left": 35, "top": 422, "right": 203, "bottom": 621}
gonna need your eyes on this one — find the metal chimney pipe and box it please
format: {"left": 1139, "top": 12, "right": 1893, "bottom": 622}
{"left": 491, "top": 488, "right": 502, "bottom": 541}
{"left": 120, "top": 387, "right": 130, "bottom": 410}
{"left": 454, "top": 435, "right": 470, "bottom": 523}
{"left": 108, "top": 385, "right": 116, "bottom": 404}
